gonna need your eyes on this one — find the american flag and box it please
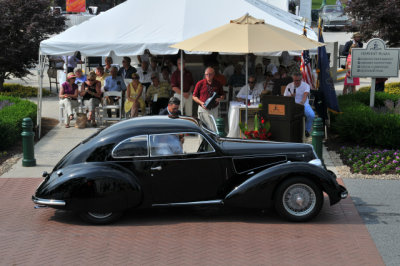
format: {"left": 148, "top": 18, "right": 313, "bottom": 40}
{"left": 301, "top": 25, "right": 315, "bottom": 90}
{"left": 301, "top": 49, "right": 315, "bottom": 90}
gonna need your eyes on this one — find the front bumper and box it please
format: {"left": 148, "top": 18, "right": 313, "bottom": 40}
{"left": 32, "top": 196, "right": 66, "bottom": 207}
{"left": 339, "top": 185, "right": 348, "bottom": 199}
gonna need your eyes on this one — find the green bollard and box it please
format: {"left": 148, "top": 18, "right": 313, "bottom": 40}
{"left": 311, "top": 117, "right": 324, "bottom": 165}
{"left": 215, "top": 118, "right": 226, "bottom": 137}
{"left": 21, "top": 117, "right": 36, "bottom": 167}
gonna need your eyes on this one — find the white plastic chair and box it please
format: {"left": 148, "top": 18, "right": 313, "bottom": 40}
{"left": 101, "top": 91, "right": 123, "bottom": 125}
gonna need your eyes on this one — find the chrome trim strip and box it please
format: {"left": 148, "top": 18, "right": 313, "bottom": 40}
{"left": 33, "top": 198, "right": 66, "bottom": 206}
{"left": 152, "top": 200, "right": 223, "bottom": 207}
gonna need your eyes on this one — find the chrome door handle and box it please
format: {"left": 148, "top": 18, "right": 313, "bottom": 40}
{"left": 151, "top": 166, "right": 162, "bottom": 171}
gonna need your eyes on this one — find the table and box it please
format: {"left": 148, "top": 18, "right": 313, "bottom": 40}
{"left": 227, "top": 101, "right": 261, "bottom": 138}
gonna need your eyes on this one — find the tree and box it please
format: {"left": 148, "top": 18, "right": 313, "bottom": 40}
{"left": 346, "top": 0, "right": 400, "bottom": 47}
{"left": 0, "top": 0, "right": 65, "bottom": 90}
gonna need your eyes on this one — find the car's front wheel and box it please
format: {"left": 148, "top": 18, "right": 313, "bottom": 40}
{"left": 79, "top": 211, "right": 122, "bottom": 224}
{"left": 274, "top": 177, "right": 323, "bottom": 222}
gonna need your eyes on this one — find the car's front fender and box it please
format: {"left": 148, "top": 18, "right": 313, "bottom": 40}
{"left": 224, "top": 162, "right": 344, "bottom": 209}
{"left": 34, "top": 163, "right": 142, "bottom": 212}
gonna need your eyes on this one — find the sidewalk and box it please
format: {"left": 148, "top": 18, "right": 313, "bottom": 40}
{"left": 0, "top": 94, "right": 98, "bottom": 178}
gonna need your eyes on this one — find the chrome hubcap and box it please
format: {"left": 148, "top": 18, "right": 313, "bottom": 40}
{"left": 87, "top": 212, "right": 113, "bottom": 219}
{"left": 282, "top": 183, "right": 316, "bottom": 217}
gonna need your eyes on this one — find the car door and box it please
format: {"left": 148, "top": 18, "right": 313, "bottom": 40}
{"left": 148, "top": 132, "right": 225, "bottom": 204}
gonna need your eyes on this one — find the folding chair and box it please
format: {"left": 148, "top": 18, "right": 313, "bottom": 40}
{"left": 101, "top": 91, "right": 123, "bottom": 125}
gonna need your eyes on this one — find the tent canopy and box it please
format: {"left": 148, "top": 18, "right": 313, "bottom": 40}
{"left": 40, "top": 0, "right": 317, "bottom": 56}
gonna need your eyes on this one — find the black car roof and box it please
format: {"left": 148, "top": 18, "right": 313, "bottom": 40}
{"left": 97, "top": 116, "right": 202, "bottom": 138}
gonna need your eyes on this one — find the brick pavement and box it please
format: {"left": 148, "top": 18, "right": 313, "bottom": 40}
{"left": 0, "top": 178, "right": 383, "bottom": 266}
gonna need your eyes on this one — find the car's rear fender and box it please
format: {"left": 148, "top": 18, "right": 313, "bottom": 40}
{"left": 224, "top": 162, "right": 343, "bottom": 209}
{"left": 35, "top": 163, "right": 142, "bottom": 212}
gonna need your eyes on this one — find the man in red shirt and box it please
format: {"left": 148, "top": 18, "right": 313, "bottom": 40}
{"left": 171, "top": 58, "right": 194, "bottom": 116}
{"left": 193, "top": 67, "right": 225, "bottom": 120}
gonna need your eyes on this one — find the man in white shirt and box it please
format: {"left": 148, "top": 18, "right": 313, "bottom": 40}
{"left": 236, "top": 76, "right": 263, "bottom": 103}
{"left": 284, "top": 73, "right": 315, "bottom": 137}
{"left": 262, "top": 57, "right": 278, "bottom": 75}
{"left": 136, "top": 61, "right": 153, "bottom": 89}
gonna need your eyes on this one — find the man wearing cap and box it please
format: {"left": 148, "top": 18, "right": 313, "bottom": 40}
{"left": 342, "top": 32, "right": 363, "bottom": 57}
{"left": 159, "top": 97, "right": 182, "bottom": 116}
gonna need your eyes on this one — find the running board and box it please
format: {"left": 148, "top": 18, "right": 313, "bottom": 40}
{"left": 152, "top": 200, "right": 223, "bottom": 207}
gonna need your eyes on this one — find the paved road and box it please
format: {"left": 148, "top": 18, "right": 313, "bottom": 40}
{"left": 0, "top": 178, "right": 383, "bottom": 265}
{"left": 343, "top": 179, "right": 400, "bottom": 266}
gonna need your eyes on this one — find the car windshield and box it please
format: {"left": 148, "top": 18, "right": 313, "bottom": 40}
{"left": 324, "top": 5, "right": 343, "bottom": 13}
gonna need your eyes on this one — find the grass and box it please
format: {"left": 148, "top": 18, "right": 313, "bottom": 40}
{"left": 312, "top": 0, "right": 340, "bottom": 9}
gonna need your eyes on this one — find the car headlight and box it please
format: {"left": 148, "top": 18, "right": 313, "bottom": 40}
{"left": 309, "top": 159, "right": 323, "bottom": 168}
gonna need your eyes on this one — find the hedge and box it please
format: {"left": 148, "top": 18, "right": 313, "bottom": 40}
{"left": 0, "top": 83, "right": 50, "bottom": 98}
{"left": 358, "top": 82, "right": 400, "bottom": 95}
{"left": 331, "top": 92, "right": 400, "bottom": 148}
{"left": 0, "top": 96, "right": 37, "bottom": 150}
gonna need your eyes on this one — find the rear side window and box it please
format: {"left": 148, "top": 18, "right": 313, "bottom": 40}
{"left": 112, "top": 135, "right": 148, "bottom": 158}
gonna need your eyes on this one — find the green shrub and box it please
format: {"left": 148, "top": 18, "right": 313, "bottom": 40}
{"left": 0, "top": 96, "right": 37, "bottom": 150}
{"left": 331, "top": 91, "right": 400, "bottom": 148}
{"left": 0, "top": 83, "right": 50, "bottom": 98}
{"left": 358, "top": 82, "right": 400, "bottom": 95}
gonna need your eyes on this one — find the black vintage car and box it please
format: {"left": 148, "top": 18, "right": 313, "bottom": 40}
{"left": 33, "top": 116, "right": 347, "bottom": 224}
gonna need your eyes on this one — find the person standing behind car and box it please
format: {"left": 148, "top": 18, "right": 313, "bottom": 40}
{"left": 193, "top": 67, "right": 225, "bottom": 119}
{"left": 284, "top": 72, "right": 315, "bottom": 137}
{"left": 171, "top": 58, "right": 194, "bottom": 116}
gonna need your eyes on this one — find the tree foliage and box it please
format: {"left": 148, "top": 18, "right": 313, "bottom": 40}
{"left": 0, "top": 0, "right": 65, "bottom": 90}
{"left": 346, "top": 0, "right": 400, "bottom": 47}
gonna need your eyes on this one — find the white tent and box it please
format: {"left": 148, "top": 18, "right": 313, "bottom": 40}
{"left": 37, "top": 0, "right": 317, "bottom": 136}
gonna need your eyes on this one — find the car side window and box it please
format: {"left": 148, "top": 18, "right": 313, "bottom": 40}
{"left": 112, "top": 135, "right": 148, "bottom": 158}
{"left": 150, "top": 133, "right": 214, "bottom": 157}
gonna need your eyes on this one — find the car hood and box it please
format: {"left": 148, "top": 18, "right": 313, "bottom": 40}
{"left": 218, "top": 138, "right": 316, "bottom": 161}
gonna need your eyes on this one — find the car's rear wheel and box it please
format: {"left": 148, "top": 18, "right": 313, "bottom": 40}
{"left": 79, "top": 211, "right": 122, "bottom": 224}
{"left": 274, "top": 177, "right": 323, "bottom": 222}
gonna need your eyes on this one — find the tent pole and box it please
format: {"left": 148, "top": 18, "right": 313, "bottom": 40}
{"left": 37, "top": 51, "right": 44, "bottom": 139}
{"left": 180, "top": 50, "right": 183, "bottom": 114}
{"left": 245, "top": 54, "right": 248, "bottom": 125}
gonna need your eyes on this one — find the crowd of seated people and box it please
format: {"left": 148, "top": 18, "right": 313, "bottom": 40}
{"left": 59, "top": 52, "right": 305, "bottom": 128}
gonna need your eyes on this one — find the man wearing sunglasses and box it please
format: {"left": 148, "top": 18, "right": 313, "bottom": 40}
{"left": 284, "top": 72, "right": 315, "bottom": 137}
{"left": 236, "top": 76, "right": 263, "bottom": 104}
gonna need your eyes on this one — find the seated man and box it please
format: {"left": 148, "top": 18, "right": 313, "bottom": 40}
{"left": 159, "top": 97, "right": 182, "bottom": 116}
{"left": 104, "top": 66, "right": 127, "bottom": 117}
{"left": 284, "top": 72, "right": 315, "bottom": 137}
{"left": 227, "top": 64, "right": 246, "bottom": 88}
{"left": 137, "top": 60, "right": 153, "bottom": 89}
{"left": 236, "top": 75, "right": 263, "bottom": 103}
{"left": 118, "top": 56, "right": 137, "bottom": 79}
